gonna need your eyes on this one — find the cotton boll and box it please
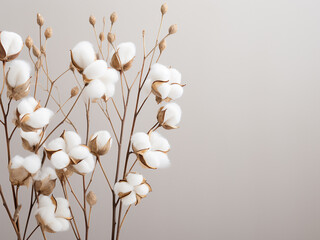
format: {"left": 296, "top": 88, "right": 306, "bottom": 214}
{"left": 168, "top": 84, "right": 183, "bottom": 100}
{"left": 7, "top": 60, "right": 31, "bottom": 87}
{"left": 47, "top": 138, "right": 66, "bottom": 151}
{"left": 10, "top": 155, "right": 24, "bottom": 169}
{"left": 89, "top": 130, "right": 112, "bottom": 155}
{"left": 92, "top": 131, "right": 112, "bottom": 149}
{"left": 156, "top": 152, "right": 170, "bottom": 168}
{"left": 149, "top": 63, "right": 170, "bottom": 81}
{"left": 34, "top": 167, "right": 57, "bottom": 181}
{"left": 131, "top": 132, "right": 151, "bottom": 152}
{"left": 121, "top": 191, "right": 137, "bottom": 206}
{"left": 126, "top": 173, "right": 143, "bottom": 186}
{"left": 149, "top": 131, "right": 170, "bottom": 152}
{"left": 162, "top": 103, "right": 182, "bottom": 127}
{"left": 115, "top": 42, "right": 136, "bottom": 65}
{"left": 84, "top": 79, "right": 106, "bottom": 99}
{"left": 71, "top": 41, "right": 96, "bottom": 70}
{"left": 169, "top": 68, "right": 181, "bottom": 84}
{"left": 101, "top": 68, "right": 119, "bottom": 84}
{"left": 134, "top": 184, "right": 150, "bottom": 196}
{"left": 55, "top": 198, "right": 71, "bottom": 219}
{"left": 54, "top": 218, "right": 70, "bottom": 231}
{"left": 68, "top": 145, "right": 91, "bottom": 160}
{"left": 47, "top": 219, "right": 64, "bottom": 232}
{"left": 26, "top": 108, "right": 53, "bottom": 128}
{"left": 83, "top": 60, "right": 108, "bottom": 81}
{"left": 17, "top": 97, "right": 38, "bottom": 116}
{"left": 23, "top": 154, "right": 41, "bottom": 174}
{"left": 155, "top": 82, "right": 170, "bottom": 99}
{"left": 114, "top": 182, "right": 133, "bottom": 195}
{"left": 72, "top": 155, "right": 95, "bottom": 174}
{"left": 63, "top": 131, "right": 81, "bottom": 152}
{"left": 20, "top": 129, "right": 42, "bottom": 146}
{"left": 50, "top": 151, "right": 70, "bottom": 169}
{"left": 103, "top": 83, "right": 115, "bottom": 98}
{"left": 38, "top": 195, "right": 54, "bottom": 209}
{"left": 36, "top": 206, "right": 56, "bottom": 223}
{"left": 0, "top": 31, "right": 23, "bottom": 58}
{"left": 143, "top": 151, "right": 161, "bottom": 169}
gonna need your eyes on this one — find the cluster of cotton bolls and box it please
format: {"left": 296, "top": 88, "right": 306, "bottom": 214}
{"left": 35, "top": 195, "right": 71, "bottom": 233}
{"left": 45, "top": 131, "right": 95, "bottom": 175}
{"left": 114, "top": 172, "right": 151, "bottom": 206}
{"left": 15, "top": 96, "right": 53, "bottom": 132}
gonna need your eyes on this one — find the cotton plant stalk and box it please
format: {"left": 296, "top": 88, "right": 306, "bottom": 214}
{"left": 0, "top": 3, "right": 184, "bottom": 240}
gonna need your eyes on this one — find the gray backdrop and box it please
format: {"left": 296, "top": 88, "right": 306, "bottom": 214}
{"left": 0, "top": 0, "right": 320, "bottom": 239}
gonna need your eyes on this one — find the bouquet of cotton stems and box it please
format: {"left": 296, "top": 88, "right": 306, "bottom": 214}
{"left": 0, "top": 3, "right": 185, "bottom": 240}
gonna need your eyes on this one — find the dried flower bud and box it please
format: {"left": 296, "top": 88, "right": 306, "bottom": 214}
{"left": 168, "top": 24, "right": 177, "bottom": 35}
{"left": 25, "top": 36, "right": 33, "bottom": 49}
{"left": 161, "top": 3, "right": 168, "bottom": 15}
{"left": 99, "top": 32, "right": 105, "bottom": 41}
{"left": 110, "top": 12, "right": 118, "bottom": 24}
{"left": 44, "top": 27, "right": 53, "bottom": 39}
{"left": 32, "top": 45, "right": 41, "bottom": 58}
{"left": 70, "top": 86, "right": 79, "bottom": 97}
{"left": 37, "top": 13, "right": 44, "bottom": 26}
{"left": 107, "top": 32, "right": 115, "bottom": 43}
{"left": 159, "top": 39, "right": 166, "bottom": 53}
{"left": 86, "top": 191, "right": 97, "bottom": 206}
{"left": 89, "top": 15, "right": 96, "bottom": 26}
{"left": 40, "top": 45, "right": 46, "bottom": 54}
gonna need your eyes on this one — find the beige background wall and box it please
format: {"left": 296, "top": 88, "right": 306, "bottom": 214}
{"left": 1, "top": 0, "right": 320, "bottom": 239}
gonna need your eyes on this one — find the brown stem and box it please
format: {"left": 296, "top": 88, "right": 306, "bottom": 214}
{"left": 25, "top": 225, "right": 39, "bottom": 240}
{"left": 82, "top": 176, "right": 89, "bottom": 240}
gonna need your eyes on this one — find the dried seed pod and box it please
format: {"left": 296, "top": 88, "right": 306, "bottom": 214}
{"left": 107, "top": 32, "right": 115, "bottom": 43}
{"left": 40, "top": 45, "right": 46, "bottom": 54}
{"left": 89, "top": 15, "right": 96, "bottom": 26}
{"left": 168, "top": 24, "right": 177, "bottom": 35}
{"left": 159, "top": 39, "right": 166, "bottom": 53}
{"left": 25, "top": 36, "right": 33, "bottom": 49}
{"left": 32, "top": 45, "right": 41, "bottom": 58}
{"left": 70, "top": 86, "right": 79, "bottom": 97}
{"left": 44, "top": 27, "right": 53, "bottom": 39}
{"left": 37, "top": 13, "right": 44, "bottom": 26}
{"left": 161, "top": 3, "right": 168, "bottom": 15}
{"left": 86, "top": 191, "right": 97, "bottom": 206}
{"left": 110, "top": 12, "right": 118, "bottom": 24}
{"left": 99, "top": 32, "right": 105, "bottom": 41}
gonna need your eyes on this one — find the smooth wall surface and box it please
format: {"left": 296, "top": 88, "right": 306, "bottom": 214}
{"left": 1, "top": 0, "right": 320, "bottom": 239}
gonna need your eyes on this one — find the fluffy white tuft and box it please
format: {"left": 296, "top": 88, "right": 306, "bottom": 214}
{"left": 47, "top": 137, "right": 66, "bottom": 151}
{"left": 0, "top": 31, "right": 23, "bottom": 56}
{"left": 17, "top": 97, "right": 38, "bottom": 116}
{"left": 68, "top": 145, "right": 90, "bottom": 160}
{"left": 73, "top": 154, "right": 95, "bottom": 174}
{"left": 162, "top": 103, "right": 182, "bottom": 126}
{"left": 50, "top": 151, "right": 70, "bottom": 169}
{"left": 149, "top": 63, "right": 170, "bottom": 81}
{"left": 134, "top": 184, "right": 150, "bottom": 196}
{"left": 126, "top": 173, "right": 143, "bottom": 186}
{"left": 114, "top": 42, "right": 136, "bottom": 65}
{"left": 7, "top": 60, "right": 31, "bottom": 87}
{"left": 26, "top": 108, "right": 53, "bottom": 128}
{"left": 83, "top": 60, "right": 108, "bottom": 80}
{"left": 23, "top": 154, "right": 41, "bottom": 174}
{"left": 63, "top": 131, "right": 81, "bottom": 152}
{"left": 71, "top": 41, "right": 96, "bottom": 69}
{"left": 55, "top": 198, "right": 71, "bottom": 219}
{"left": 91, "top": 131, "right": 112, "bottom": 149}
{"left": 156, "top": 82, "right": 171, "bottom": 99}
{"left": 169, "top": 68, "right": 181, "bottom": 84}
{"left": 149, "top": 131, "right": 170, "bottom": 152}
{"left": 131, "top": 132, "right": 151, "bottom": 151}
{"left": 168, "top": 84, "right": 183, "bottom": 100}
{"left": 10, "top": 155, "right": 24, "bottom": 169}
{"left": 121, "top": 191, "right": 137, "bottom": 206}
{"left": 34, "top": 166, "right": 57, "bottom": 181}
{"left": 101, "top": 68, "right": 119, "bottom": 84}
{"left": 20, "top": 129, "right": 42, "bottom": 146}
{"left": 84, "top": 79, "right": 106, "bottom": 99}
{"left": 114, "top": 182, "right": 133, "bottom": 195}
{"left": 143, "top": 78, "right": 152, "bottom": 95}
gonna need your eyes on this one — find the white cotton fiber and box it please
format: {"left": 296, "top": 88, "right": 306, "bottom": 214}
{"left": 91, "top": 131, "right": 112, "bottom": 149}
{"left": 149, "top": 131, "right": 170, "bottom": 152}
{"left": 83, "top": 60, "right": 108, "bottom": 80}
{"left": 149, "top": 63, "right": 170, "bottom": 81}
{"left": 168, "top": 84, "right": 183, "bottom": 100}
{"left": 121, "top": 191, "right": 137, "bottom": 206}
{"left": 26, "top": 108, "right": 53, "bottom": 128}
{"left": 162, "top": 103, "right": 182, "bottom": 126}
{"left": 17, "top": 97, "right": 38, "bottom": 116}
{"left": 134, "top": 184, "right": 150, "bottom": 196}
{"left": 156, "top": 152, "right": 170, "bottom": 168}
{"left": 115, "top": 42, "right": 136, "bottom": 64}
{"left": 143, "top": 151, "right": 161, "bottom": 169}
{"left": 38, "top": 195, "right": 54, "bottom": 209}
{"left": 0, "top": 31, "right": 23, "bottom": 56}
{"left": 131, "top": 132, "right": 151, "bottom": 151}
{"left": 126, "top": 173, "right": 143, "bottom": 186}
{"left": 103, "top": 83, "right": 115, "bottom": 98}
{"left": 101, "top": 68, "right": 119, "bottom": 84}
{"left": 10, "top": 155, "right": 24, "bottom": 169}
{"left": 71, "top": 41, "right": 96, "bottom": 69}
{"left": 7, "top": 60, "right": 31, "bottom": 87}
{"left": 20, "top": 129, "right": 42, "bottom": 146}
{"left": 34, "top": 166, "right": 57, "bottom": 181}
{"left": 73, "top": 155, "right": 95, "bottom": 174}
{"left": 169, "top": 68, "right": 181, "bottom": 84}
{"left": 156, "top": 82, "right": 171, "bottom": 99}
{"left": 47, "top": 137, "right": 66, "bottom": 151}
{"left": 84, "top": 79, "right": 106, "bottom": 99}
{"left": 63, "top": 131, "right": 81, "bottom": 152}
{"left": 114, "top": 182, "right": 133, "bottom": 195}
{"left": 47, "top": 219, "right": 64, "bottom": 232}
{"left": 50, "top": 151, "right": 70, "bottom": 169}
{"left": 55, "top": 198, "right": 71, "bottom": 219}
{"left": 23, "top": 154, "right": 41, "bottom": 174}
{"left": 68, "top": 145, "right": 90, "bottom": 160}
